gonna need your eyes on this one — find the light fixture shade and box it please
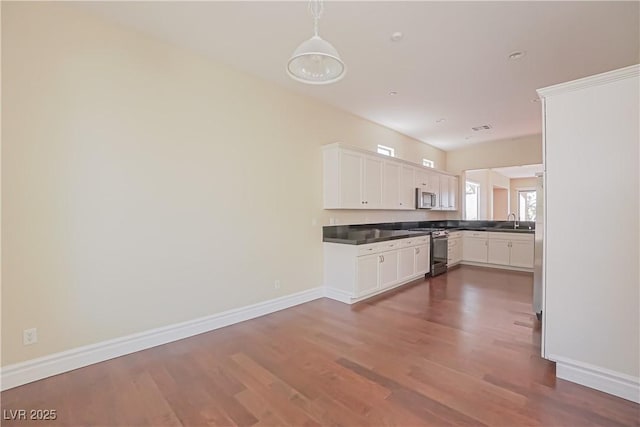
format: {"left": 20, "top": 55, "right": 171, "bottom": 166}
{"left": 287, "top": 35, "right": 346, "bottom": 84}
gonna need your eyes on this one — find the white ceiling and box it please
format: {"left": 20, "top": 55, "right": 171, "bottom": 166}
{"left": 78, "top": 1, "right": 639, "bottom": 151}
{"left": 492, "top": 164, "right": 544, "bottom": 179}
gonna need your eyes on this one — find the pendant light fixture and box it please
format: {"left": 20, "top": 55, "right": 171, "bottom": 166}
{"left": 287, "top": 0, "right": 346, "bottom": 85}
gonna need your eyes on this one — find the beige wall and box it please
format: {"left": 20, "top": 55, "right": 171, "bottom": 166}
{"left": 446, "top": 134, "right": 542, "bottom": 175}
{"left": 492, "top": 188, "right": 509, "bottom": 220}
{"left": 464, "top": 169, "right": 512, "bottom": 220}
{"left": 1, "top": 3, "right": 447, "bottom": 365}
{"left": 510, "top": 177, "right": 537, "bottom": 219}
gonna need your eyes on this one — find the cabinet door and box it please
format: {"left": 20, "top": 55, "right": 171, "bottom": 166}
{"left": 356, "top": 254, "right": 379, "bottom": 296}
{"left": 340, "top": 151, "right": 364, "bottom": 208}
{"left": 454, "top": 239, "right": 463, "bottom": 264}
{"left": 448, "top": 238, "right": 459, "bottom": 264}
{"left": 363, "top": 156, "right": 384, "bottom": 208}
{"left": 510, "top": 240, "right": 534, "bottom": 268}
{"left": 449, "top": 177, "right": 458, "bottom": 210}
{"left": 398, "top": 247, "right": 416, "bottom": 282}
{"left": 428, "top": 173, "right": 441, "bottom": 209}
{"left": 383, "top": 161, "right": 401, "bottom": 209}
{"left": 488, "top": 239, "right": 511, "bottom": 265}
{"left": 415, "top": 244, "right": 430, "bottom": 275}
{"left": 439, "top": 175, "right": 449, "bottom": 210}
{"left": 462, "top": 237, "right": 488, "bottom": 263}
{"left": 400, "top": 165, "right": 415, "bottom": 210}
{"left": 415, "top": 169, "right": 429, "bottom": 190}
{"left": 379, "top": 251, "right": 399, "bottom": 289}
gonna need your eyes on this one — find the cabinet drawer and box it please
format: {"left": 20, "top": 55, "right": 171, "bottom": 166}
{"left": 448, "top": 231, "right": 462, "bottom": 239}
{"left": 381, "top": 241, "right": 401, "bottom": 251}
{"left": 401, "top": 236, "right": 430, "bottom": 247}
{"left": 464, "top": 231, "right": 488, "bottom": 238}
{"left": 415, "top": 236, "right": 430, "bottom": 244}
{"left": 488, "top": 232, "right": 534, "bottom": 241}
{"left": 356, "top": 243, "right": 385, "bottom": 256}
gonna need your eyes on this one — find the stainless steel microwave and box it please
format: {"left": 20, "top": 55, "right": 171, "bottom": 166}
{"left": 416, "top": 188, "right": 436, "bottom": 209}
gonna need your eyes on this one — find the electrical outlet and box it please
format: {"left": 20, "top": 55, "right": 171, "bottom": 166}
{"left": 23, "top": 328, "right": 37, "bottom": 346}
{"left": 274, "top": 280, "right": 281, "bottom": 289}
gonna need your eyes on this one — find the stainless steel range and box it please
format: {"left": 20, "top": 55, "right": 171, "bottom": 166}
{"left": 409, "top": 228, "right": 449, "bottom": 276}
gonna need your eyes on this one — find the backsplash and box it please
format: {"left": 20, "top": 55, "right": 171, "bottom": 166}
{"left": 320, "top": 209, "right": 449, "bottom": 226}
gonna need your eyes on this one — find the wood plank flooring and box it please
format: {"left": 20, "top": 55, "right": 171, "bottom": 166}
{"left": 2, "top": 266, "right": 639, "bottom": 426}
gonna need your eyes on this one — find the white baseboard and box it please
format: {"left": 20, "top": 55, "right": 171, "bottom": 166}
{"left": 460, "top": 261, "right": 533, "bottom": 273}
{"left": 324, "top": 274, "right": 424, "bottom": 305}
{"left": 1, "top": 287, "right": 324, "bottom": 391}
{"left": 550, "top": 354, "right": 640, "bottom": 403}
{"left": 324, "top": 287, "right": 353, "bottom": 304}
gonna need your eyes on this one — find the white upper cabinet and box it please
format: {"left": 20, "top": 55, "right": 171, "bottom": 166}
{"left": 363, "top": 156, "right": 384, "bottom": 208}
{"left": 337, "top": 150, "right": 363, "bottom": 208}
{"left": 449, "top": 176, "right": 459, "bottom": 211}
{"left": 382, "top": 161, "right": 401, "bottom": 209}
{"left": 415, "top": 169, "right": 430, "bottom": 191}
{"left": 323, "top": 143, "right": 458, "bottom": 210}
{"left": 323, "top": 148, "right": 383, "bottom": 209}
{"left": 400, "top": 165, "right": 416, "bottom": 209}
{"left": 438, "top": 175, "right": 449, "bottom": 210}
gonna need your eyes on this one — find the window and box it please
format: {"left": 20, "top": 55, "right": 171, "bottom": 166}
{"left": 465, "top": 181, "right": 480, "bottom": 220}
{"left": 518, "top": 190, "right": 536, "bottom": 221}
{"left": 422, "top": 159, "right": 435, "bottom": 168}
{"left": 377, "top": 144, "right": 395, "bottom": 157}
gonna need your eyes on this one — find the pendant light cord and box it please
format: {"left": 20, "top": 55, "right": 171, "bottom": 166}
{"left": 309, "top": 0, "right": 323, "bottom": 37}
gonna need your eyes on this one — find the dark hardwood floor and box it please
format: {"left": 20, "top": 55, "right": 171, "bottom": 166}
{"left": 2, "top": 266, "right": 639, "bottom": 426}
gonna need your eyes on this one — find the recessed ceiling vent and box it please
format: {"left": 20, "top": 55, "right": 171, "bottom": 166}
{"left": 472, "top": 125, "right": 492, "bottom": 131}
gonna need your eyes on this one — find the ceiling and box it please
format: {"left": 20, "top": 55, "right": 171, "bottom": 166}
{"left": 492, "top": 164, "right": 544, "bottom": 179}
{"left": 78, "top": 1, "right": 639, "bottom": 151}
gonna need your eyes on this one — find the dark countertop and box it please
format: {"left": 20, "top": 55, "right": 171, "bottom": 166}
{"left": 447, "top": 227, "right": 534, "bottom": 234}
{"left": 323, "top": 229, "right": 431, "bottom": 245}
{"left": 323, "top": 220, "right": 534, "bottom": 245}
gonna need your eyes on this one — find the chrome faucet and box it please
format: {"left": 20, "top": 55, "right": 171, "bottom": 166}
{"left": 507, "top": 213, "right": 519, "bottom": 229}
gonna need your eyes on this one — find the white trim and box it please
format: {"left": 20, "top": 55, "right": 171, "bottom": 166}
{"left": 325, "top": 275, "right": 425, "bottom": 305}
{"left": 324, "top": 287, "right": 353, "bottom": 304}
{"left": 0, "top": 287, "right": 324, "bottom": 391}
{"left": 537, "top": 64, "right": 639, "bottom": 98}
{"left": 550, "top": 354, "right": 640, "bottom": 403}
{"left": 322, "top": 142, "right": 457, "bottom": 177}
{"left": 460, "top": 261, "right": 533, "bottom": 273}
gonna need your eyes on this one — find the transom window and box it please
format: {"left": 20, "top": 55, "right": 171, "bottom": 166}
{"left": 377, "top": 144, "right": 395, "bottom": 157}
{"left": 422, "top": 159, "right": 435, "bottom": 168}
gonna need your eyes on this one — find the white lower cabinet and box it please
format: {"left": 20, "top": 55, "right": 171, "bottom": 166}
{"left": 356, "top": 254, "right": 380, "bottom": 296}
{"left": 398, "top": 247, "right": 416, "bottom": 282}
{"left": 379, "top": 251, "right": 399, "bottom": 288}
{"left": 462, "top": 231, "right": 534, "bottom": 269}
{"left": 415, "top": 244, "right": 430, "bottom": 274}
{"left": 462, "top": 232, "right": 489, "bottom": 263}
{"left": 509, "top": 240, "right": 535, "bottom": 268}
{"left": 447, "top": 232, "right": 463, "bottom": 266}
{"left": 487, "top": 239, "right": 510, "bottom": 265}
{"left": 324, "top": 235, "right": 430, "bottom": 304}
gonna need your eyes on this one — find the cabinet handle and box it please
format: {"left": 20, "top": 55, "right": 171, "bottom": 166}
{"left": 485, "top": 241, "right": 488, "bottom": 246}
{"left": 379, "top": 255, "right": 383, "bottom": 263}
{"left": 399, "top": 202, "right": 403, "bottom": 205}
{"left": 382, "top": 255, "right": 385, "bottom": 262}
{"left": 361, "top": 201, "right": 365, "bottom": 204}
{"left": 416, "top": 248, "right": 420, "bottom": 254}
